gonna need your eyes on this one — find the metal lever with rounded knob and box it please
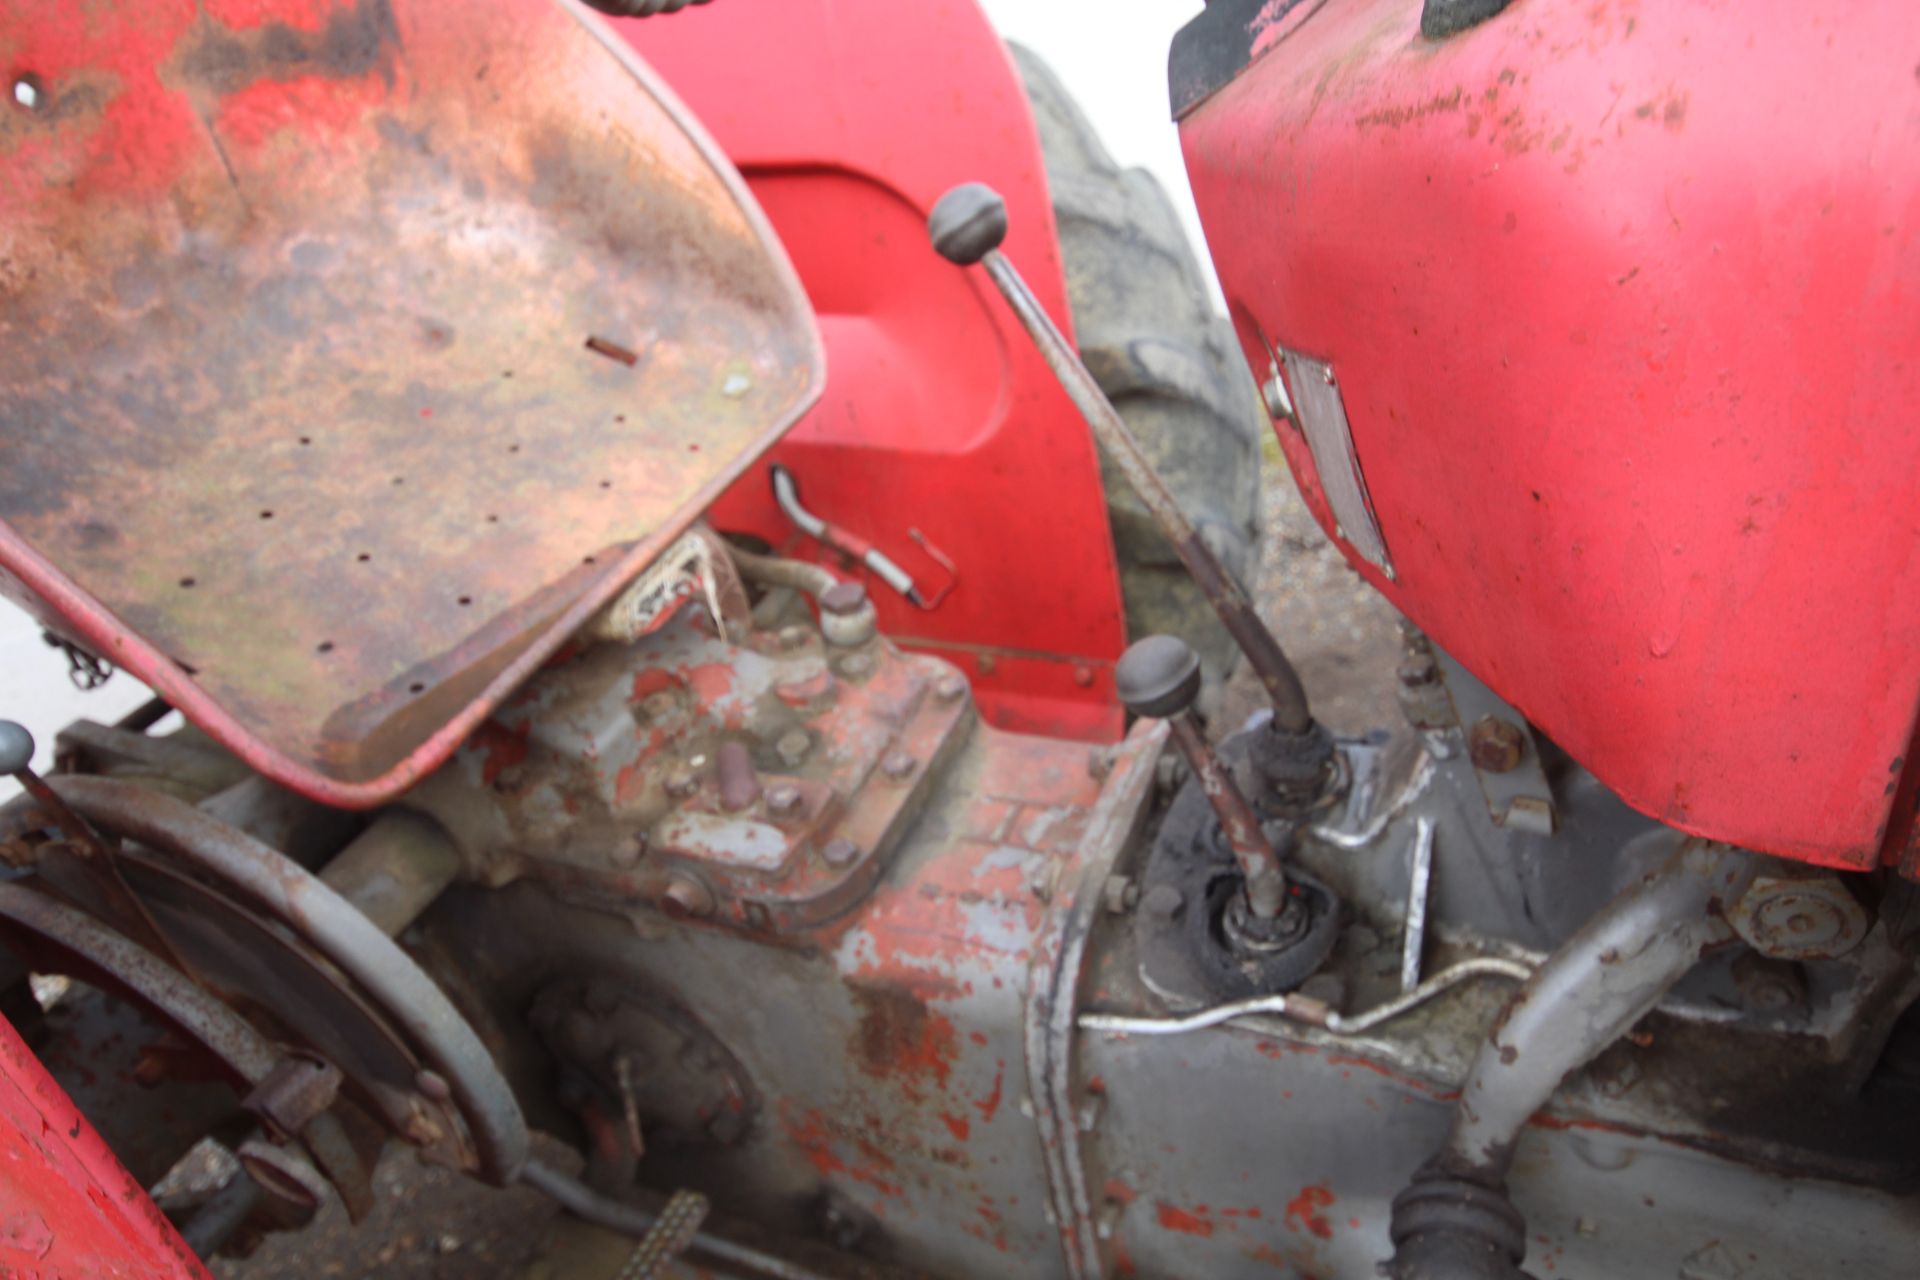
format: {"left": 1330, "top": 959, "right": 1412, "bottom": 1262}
{"left": 1115, "top": 636, "right": 1290, "bottom": 919}
{"left": 930, "top": 183, "right": 1317, "bottom": 741}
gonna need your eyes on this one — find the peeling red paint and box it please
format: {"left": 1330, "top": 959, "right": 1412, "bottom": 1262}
{"left": 1103, "top": 1177, "right": 1137, "bottom": 1206}
{"left": 1157, "top": 1202, "right": 1215, "bottom": 1238}
{"left": 940, "top": 1111, "right": 972, "bottom": 1142}
{"left": 973, "top": 1060, "right": 1005, "bottom": 1123}
{"left": 1285, "top": 1184, "right": 1336, "bottom": 1240}
{"left": 469, "top": 720, "right": 529, "bottom": 786}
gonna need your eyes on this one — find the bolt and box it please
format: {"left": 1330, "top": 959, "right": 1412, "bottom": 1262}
{"left": 839, "top": 652, "right": 874, "bottom": 680}
{"left": 1467, "top": 716, "right": 1527, "bottom": 773}
{"left": 820, "top": 581, "right": 867, "bottom": 615}
{"left": 1072, "top": 665, "right": 1094, "bottom": 688}
{"left": 664, "top": 769, "right": 696, "bottom": 799}
{"left": 882, "top": 750, "right": 916, "bottom": 780}
{"left": 1142, "top": 884, "right": 1185, "bottom": 923}
{"left": 610, "top": 833, "right": 645, "bottom": 868}
{"left": 822, "top": 837, "right": 860, "bottom": 868}
{"left": 1261, "top": 369, "right": 1295, "bottom": 421}
{"left": 1101, "top": 874, "right": 1139, "bottom": 915}
{"left": 1087, "top": 747, "right": 1115, "bottom": 781}
{"left": 775, "top": 728, "right": 811, "bottom": 767}
{"left": 414, "top": 1069, "right": 452, "bottom": 1101}
{"left": 935, "top": 673, "right": 968, "bottom": 702}
{"left": 640, "top": 691, "right": 677, "bottom": 720}
{"left": 977, "top": 653, "right": 998, "bottom": 676}
{"left": 1396, "top": 654, "right": 1438, "bottom": 686}
{"left": 777, "top": 624, "right": 811, "bottom": 651}
{"left": 661, "top": 876, "right": 715, "bottom": 920}
{"left": 767, "top": 784, "right": 802, "bottom": 815}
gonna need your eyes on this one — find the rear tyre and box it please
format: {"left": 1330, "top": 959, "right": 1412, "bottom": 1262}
{"left": 1012, "top": 46, "right": 1266, "bottom": 718}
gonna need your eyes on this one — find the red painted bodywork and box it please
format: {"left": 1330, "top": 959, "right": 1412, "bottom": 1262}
{"left": 626, "top": 0, "right": 1129, "bottom": 742}
{"left": 1181, "top": 0, "right": 1920, "bottom": 869}
{"left": 0, "top": 1013, "right": 209, "bottom": 1279}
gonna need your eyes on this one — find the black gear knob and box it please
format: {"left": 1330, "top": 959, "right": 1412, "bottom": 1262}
{"left": 0, "top": 721, "right": 34, "bottom": 776}
{"left": 928, "top": 183, "right": 1008, "bottom": 266}
{"left": 1116, "top": 635, "right": 1203, "bottom": 720}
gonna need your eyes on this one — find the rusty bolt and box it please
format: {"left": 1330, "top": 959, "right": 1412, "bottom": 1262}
{"left": 766, "top": 784, "right": 803, "bottom": 816}
{"left": 777, "top": 624, "right": 811, "bottom": 651}
{"left": 1142, "top": 884, "right": 1185, "bottom": 923}
{"left": 839, "top": 652, "right": 875, "bottom": 680}
{"left": 1728, "top": 872, "right": 1872, "bottom": 960}
{"left": 1396, "top": 653, "right": 1438, "bottom": 686}
{"left": 935, "top": 673, "right": 968, "bottom": 702}
{"left": 822, "top": 837, "right": 860, "bottom": 868}
{"left": 661, "top": 876, "right": 716, "bottom": 920}
{"left": 977, "top": 654, "right": 998, "bottom": 676}
{"left": 664, "top": 769, "right": 697, "bottom": 799}
{"left": 881, "top": 750, "right": 916, "bottom": 780}
{"left": 1467, "top": 717, "right": 1527, "bottom": 773}
{"left": 775, "top": 728, "right": 811, "bottom": 768}
{"left": 414, "top": 1069, "right": 452, "bottom": 1101}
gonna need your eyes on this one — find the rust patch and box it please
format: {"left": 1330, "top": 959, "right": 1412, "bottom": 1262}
{"left": 1156, "top": 1202, "right": 1215, "bottom": 1237}
{"left": 1284, "top": 1184, "right": 1336, "bottom": 1240}
{"left": 849, "top": 982, "right": 957, "bottom": 1099}
{"left": 973, "top": 1059, "right": 1005, "bottom": 1123}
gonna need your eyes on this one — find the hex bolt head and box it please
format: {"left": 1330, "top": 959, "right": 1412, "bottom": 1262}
{"left": 1466, "top": 716, "right": 1527, "bottom": 773}
{"left": 661, "top": 876, "right": 715, "bottom": 920}
{"left": 929, "top": 182, "right": 1009, "bottom": 265}
{"left": 820, "top": 580, "right": 868, "bottom": 616}
{"left": 881, "top": 750, "right": 916, "bottom": 780}
{"left": 935, "top": 673, "right": 968, "bottom": 703}
{"left": 822, "top": 837, "right": 860, "bottom": 869}
{"left": 775, "top": 728, "right": 812, "bottom": 768}
{"left": 664, "top": 769, "right": 697, "bottom": 799}
{"left": 766, "top": 784, "right": 803, "bottom": 816}
{"left": 0, "top": 721, "right": 34, "bottom": 776}
{"left": 777, "top": 624, "right": 811, "bottom": 651}
{"left": 839, "top": 652, "right": 874, "bottom": 680}
{"left": 1115, "top": 635, "right": 1202, "bottom": 719}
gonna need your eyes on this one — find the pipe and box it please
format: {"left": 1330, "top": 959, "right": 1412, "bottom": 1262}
{"left": 518, "top": 1159, "right": 833, "bottom": 1280}
{"left": 1078, "top": 956, "right": 1534, "bottom": 1039}
{"left": 1439, "top": 839, "right": 1755, "bottom": 1180}
{"left": 318, "top": 811, "right": 462, "bottom": 937}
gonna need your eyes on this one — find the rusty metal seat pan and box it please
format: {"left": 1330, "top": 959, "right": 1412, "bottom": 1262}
{"left": 0, "top": 0, "right": 822, "bottom": 804}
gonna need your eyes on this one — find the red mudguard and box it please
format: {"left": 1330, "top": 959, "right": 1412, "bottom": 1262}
{"left": 628, "top": 0, "right": 1130, "bottom": 742}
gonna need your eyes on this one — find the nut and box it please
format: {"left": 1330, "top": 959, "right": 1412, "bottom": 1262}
{"left": 935, "top": 673, "right": 968, "bottom": 703}
{"left": 1466, "top": 717, "right": 1527, "bottom": 773}
{"left": 610, "top": 833, "right": 646, "bottom": 868}
{"left": 820, "top": 581, "right": 868, "bottom": 615}
{"left": 839, "top": 652, "right": 874, "bottom": 680}
{"left": 776, "top": 624, "right": 811, "bottom": 650}
{"left": 822, "top": 837, "right": 860, "bottom": 868}
{"left": 881, "top": 750, "right": 916, "bottom": 780}
{"left": 1100, "top": 874, "right": 1139, "bottom": 915}
{"left": 664, "top": 769, "right": 697, "bottom": 799}
{"left": 766, "top": 784, "right": 803, "bottom": 816}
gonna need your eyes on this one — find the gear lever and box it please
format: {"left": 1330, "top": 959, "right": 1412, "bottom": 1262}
{"left": 928, "top": 183, "right": 1319, "bottom": 746}
{"left": 1116, "top": 636, "right": 1295, "bottom": 922}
